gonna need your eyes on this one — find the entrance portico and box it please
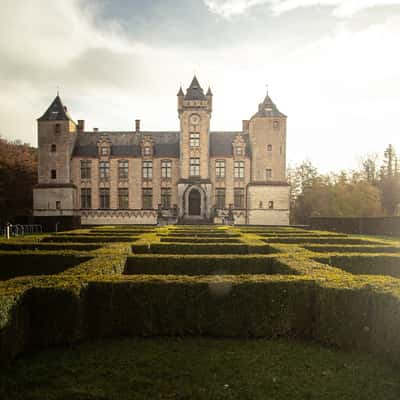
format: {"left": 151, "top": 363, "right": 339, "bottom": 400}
{"left": 177, "top": 181, "right": 212, "bottom": 221}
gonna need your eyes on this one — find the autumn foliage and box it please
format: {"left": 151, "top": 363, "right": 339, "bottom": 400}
{"left": 0, "top": 136, "right": 37, "bottom": 221}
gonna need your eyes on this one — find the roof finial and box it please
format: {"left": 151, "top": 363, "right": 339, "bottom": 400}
{"left": 266, "top": 84, "right": 269, "bottom": 96}
{"left": 57, "top": 85, "right": 60, "bottom": 96}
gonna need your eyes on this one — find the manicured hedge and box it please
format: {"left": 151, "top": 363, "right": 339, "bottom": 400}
{"left": 132, "top": 243, "right": 277, "bottom": 255}
{"left": 314, "top": 255, "right": 400, "bottom": 278}
{"left": 86, "top": 277, "right": 315, "bottom": 338}
{"left": 42, "top": 235, "right": 138, "bottom": 243}
{"left": 167, "top": 232, "right": 241, "bottom": 238}
{"left": 264, "top": 237, "right": 382, "bottom": 245}
{"left": 304, "top": 245, "right": 400, "bottom": 254}
{"left": 159, "top": 237, "right": 242, "bottom": 244}
{"left": 0, "top": 243, "right": 102, "bottom": 252}
{"left": 0, "top": 254, "right": 92, "bottom": 281}
{"left": 125, "top": 255, "right": 296, "bottom": 275}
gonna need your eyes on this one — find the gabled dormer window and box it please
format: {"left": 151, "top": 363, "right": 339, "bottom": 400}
{"left": 144, "top": 146, "right": 151, "bottom": 156}
{"left": 236, "top": 147, "right": 243, "bottom": 156}
{"left": 101, "top": 147, "right": 108, "bottom": 156}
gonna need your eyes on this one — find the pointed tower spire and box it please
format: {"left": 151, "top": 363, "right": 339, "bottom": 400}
{"left": 37, "top": 95, "right": 73, "bottom": 121}
{"left": 184, "top": 75, "right": 206, "bottom": 100}
{"left": 206, "top": 86, "right": 213, "bottom": 96}
{"left": 252, "top": 89, "right": 286, "bottom": 118}
{"left": 177, "top": 86, "right": 184, "bottom": 96}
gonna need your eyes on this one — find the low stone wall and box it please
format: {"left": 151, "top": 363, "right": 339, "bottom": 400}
{"left": 81, "top": 210, "right": 157, "bottom": 225}
{"left": 310, "top": 217, "right": 400, "bottom": 236}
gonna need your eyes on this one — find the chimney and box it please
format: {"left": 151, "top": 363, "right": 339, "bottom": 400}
{"left": 77, "top": 120, "right": 85, "bottom": 133}
{"left": 135, "top": 119, "right": 140, "bottom": 133}
{"left": 93, "top": 128, "right": 99, "bottom": 132}
{"left": 242, "top": 120, "right": 249, "bottom": 132}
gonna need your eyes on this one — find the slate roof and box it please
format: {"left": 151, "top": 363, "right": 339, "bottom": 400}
{"left": 72, "top": 131, "right": 248, "bottom": 158}
{"left": 184, "top": 76, "right": 207, "bottom": 101}
{"left": 252, "top": 94, "right": 286, "bottom": 118}
{"left": 209, "top": 132, "right": 249, "bottom": 157}
{"left": 38, "top": 95, "right": 73, "bottom": 122}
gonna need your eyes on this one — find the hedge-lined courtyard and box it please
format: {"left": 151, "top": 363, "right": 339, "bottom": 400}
{"left": 0, "top": 224, "right": 400, "bottom": 398}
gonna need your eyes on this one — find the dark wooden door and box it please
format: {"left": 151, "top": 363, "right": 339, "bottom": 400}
{"left": 188, "top": 189, "right": 201, "bottom": 215}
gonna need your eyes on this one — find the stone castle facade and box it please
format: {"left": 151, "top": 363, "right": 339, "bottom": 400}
{"left": 33, "top": 77, "right": 290, "bottom": 225}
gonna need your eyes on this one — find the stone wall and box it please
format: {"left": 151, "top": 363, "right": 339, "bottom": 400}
{"left": 247, "top": 184, "right": 290, "bottom": 225}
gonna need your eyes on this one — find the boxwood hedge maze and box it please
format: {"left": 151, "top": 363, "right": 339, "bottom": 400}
{"left": 1, "top": 225, "right": 400, "bottom": 397}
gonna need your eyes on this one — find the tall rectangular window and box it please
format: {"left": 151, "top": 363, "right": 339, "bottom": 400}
{"left": 55, "top": 124, "right": 61, "bottom": 134}
{"left": 189, "top": 132, "right": 200, "bottom": 147}
{"left": 266, "top": 169, "right": 272, "bottom": 180}
{"left": 99, "top": 188, "right": 110, "bottom": 209}
{"left": 51, "top": 169, "right": 57, "bottom": 179}
{"left": 161, "top": 188, "right": 171, "bottom": 209}
{"left": 161, "top": 160, "right": 172, "bottom": 178}
{"left": 51, "top": 144, "right": 57, "bottom": 153}
{"left": 215, "top": 188, "right": 226, "bottom": 209}
{"left": 234, "top": 188, "right": 245, "bottom": 209}
{"left": 118, "top": 188, "right": 129, "bottom": 209}
{"left": 118, "top": 160, "right": 129, "bottom": 180}
{"left": 234, "top": 161, "right": 244, "bottom": 178}
{"left": 190, "top": 158, "right": 200, "bottom": 177}
{"left": 142, "top": 188, "right": 153, "bottom": 209}
{"left": 99, "top": 161, "right": 109, "bottom": 179}
{"left": 80, "top": 160, "right": 91, "bottom": 179}
{"left": 215, "top": 160, "right": 225, "bottom": 178}
{"left": 81, "top": 188, "right": 91, "bottom": 209}
{"left": 142, "top": 161, "right": 152, "bottom": 179}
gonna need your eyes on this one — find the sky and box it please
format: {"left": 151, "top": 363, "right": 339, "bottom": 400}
{"left": 0, "top": 0, "right": 399, "bottom": 173}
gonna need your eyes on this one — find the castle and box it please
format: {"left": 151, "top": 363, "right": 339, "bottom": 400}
{"left": 33, "top": 77, "right": 290, "bottom": 225}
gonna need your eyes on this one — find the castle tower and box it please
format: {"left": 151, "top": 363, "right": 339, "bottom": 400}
{"left": 248, "top": 92, "right": 287, "bottom": 182}
{"left": 33, "top": 95, "right": 78, "bottom": 218}
{"left": 177, "top": 76, "right": 213, "bottom": 220}
{"left": 247, "top": 91, "right": 290, "bottom": 225}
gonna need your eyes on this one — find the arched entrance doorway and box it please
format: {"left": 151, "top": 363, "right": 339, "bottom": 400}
{"left": 188, "top": 189, "right": 201, "bottom": 216}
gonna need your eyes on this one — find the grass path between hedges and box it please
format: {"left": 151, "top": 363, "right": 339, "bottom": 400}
{"left": 1, "top": 338, "right": 399, "bottom": 400}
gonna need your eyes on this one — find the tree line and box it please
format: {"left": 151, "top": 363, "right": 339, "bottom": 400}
{"left": 289, "top": 144, "right": 400, "bottom": 224}
{"left": 0, "top": 136, "right": 37, "bottom": 222}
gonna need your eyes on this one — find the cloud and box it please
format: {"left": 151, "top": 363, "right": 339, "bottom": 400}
{"left": 204, "top": 0, "right": 400, "bottom": 18}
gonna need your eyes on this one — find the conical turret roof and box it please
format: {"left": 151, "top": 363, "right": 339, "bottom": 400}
{"left": 38, "top": 95, "right": 73, "bottom": 121}
{"left": 252, "top": 93, "right": 286, "bottom": 118}
{"left": 184, "top": 76, "right": 207, "bottom": 101}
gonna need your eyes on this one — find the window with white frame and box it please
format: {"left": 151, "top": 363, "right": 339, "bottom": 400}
{"left": 189, "top": 158, "right": 200, "bottom": 177}
{"left": 161, "top": 160, "right": 172, "bottom": 178}
{"left": 118, "top": 160, "right": 129, "bottom": 180}
{"left": 142, "top": 161, "right": 152, "bottom": 179}
{"left": 234, "top": 161, "right": 244, "bottom": 178}
{"left": 266, "top": 168, "right": 272, "bottom": 180}
{"left": 189, "top": 132, "right": 200, "bottom": 147}
{"left": 215, "top": 160, "right": 225, "bottom": 178}
{"left": 99, "top": 161, "right": 110, "bottom": 179}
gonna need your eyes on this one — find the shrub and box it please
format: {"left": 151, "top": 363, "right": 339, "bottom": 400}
{"left": 265, "top": 237, "right": 382, "bottom": 245}
{"left": 86, "top": 277, "right": 315, "bottom": 338}
{"left": 0, "top": 243, "right": 102, "bottom": 252}
{"left": 314, "top": 255, "right": 400, "bottom": 278}
{"left": 132, "top": 243, "right": 277, "bottom": 255}
{"left": 0, "top": 254, "right": 92, "bottom": 281}
{"left": 42, "top": 235, "right": 138, "bottom": 243}
{"left": 304, "top": 245, "right": 400, "bottom": 254}
{"left": 159, "top": 237, "right": 242, "bottom": 244}
{"left": 125, "top": 255, "right": 296, "bottom": 275}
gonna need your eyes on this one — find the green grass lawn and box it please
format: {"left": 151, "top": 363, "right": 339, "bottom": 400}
{"left": 1, "top": 338, "right": 399, "bottom": 400}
